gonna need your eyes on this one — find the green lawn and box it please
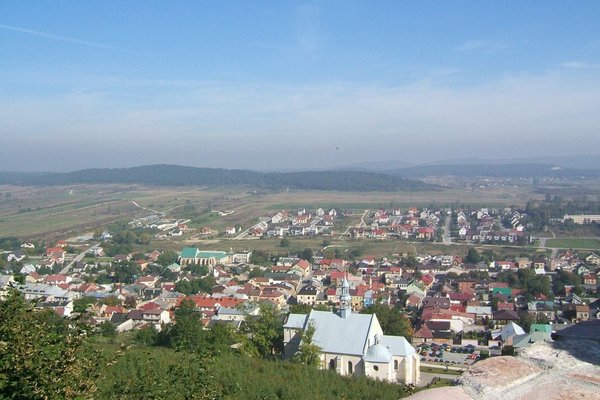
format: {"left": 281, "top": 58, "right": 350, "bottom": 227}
{"left": 545, "top": 238, "right": 600, "bottom": 250}
{"left": 420, "top": 366, "right": 463, "bottom": 375}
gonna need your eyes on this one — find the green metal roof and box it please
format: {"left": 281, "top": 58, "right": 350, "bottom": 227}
{"left": 492, "top": 287, "right": 512, "bottom": 296}
{"left": 197, "top": 251, "right": 227, "bottom": 259}
{"left": 180, "top": 247, "right": 199, "bottom": 258}
{"left": 530, "top": 324, "right": 552, "bottom": 333}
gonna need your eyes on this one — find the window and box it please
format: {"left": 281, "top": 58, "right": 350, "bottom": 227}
{"left": 347, "top": 361, "right": 353, "bottom": 375}
{"left": 394, "top": 360, "right": 398, "bottom": 370}
{"left": 329, "top": 359, "right": 335, "bottom": 370}
{"left": 373, "top": 365, "right": 379, "bottom": 371}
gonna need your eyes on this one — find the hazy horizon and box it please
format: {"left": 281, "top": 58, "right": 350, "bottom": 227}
{"left": 2, "top": 2, "right": 600, "bottom": 172}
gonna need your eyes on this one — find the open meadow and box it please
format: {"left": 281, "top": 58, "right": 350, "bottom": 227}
{"left": 545, "top": 237, "right": 600, "bottom": 250}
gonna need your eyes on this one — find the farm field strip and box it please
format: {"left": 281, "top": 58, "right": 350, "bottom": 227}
{"left": 545, "top": 238, "right": 600, "bottom": 250}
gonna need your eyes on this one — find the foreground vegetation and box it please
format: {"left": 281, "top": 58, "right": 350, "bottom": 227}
{"left": 96, "top": 346, "right": 414, "bottom": 400}
{"left": 0, "top": 292, "right": 415, "bottom": 400}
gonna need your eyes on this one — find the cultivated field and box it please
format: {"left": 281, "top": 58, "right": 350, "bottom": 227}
{"left": 545, "top": 237, "right": 600, "bottom": 250}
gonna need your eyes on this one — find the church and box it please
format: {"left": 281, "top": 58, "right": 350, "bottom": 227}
{"left": 283, "top": 277, "right": 420, "bottom": 384}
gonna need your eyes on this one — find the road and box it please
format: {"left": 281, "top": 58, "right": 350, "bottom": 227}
{"left": 358, "top": 209, "right": 369, "bottom": 227}
{"left": 442, "top": 213, "right": 452, "bottom": 245}
{"left": 234, "top": 221, "right": 267, "bottom": 240}
{"left": 60, "top": 242, "right": 100, "bottom": 275}
{"left": 129, "top": 200, "right": 164, "bottom": 216}
{"left": 538, "top": 237, "right": 558, "bottom": 258}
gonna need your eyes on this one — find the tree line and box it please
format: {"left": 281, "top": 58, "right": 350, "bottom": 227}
{"left": 0, "top": 164, "right": 434, "bottom": 192}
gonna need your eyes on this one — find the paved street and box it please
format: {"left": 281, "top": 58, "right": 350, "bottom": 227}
{"left": 59, "top": 242, "right": 100, "bottom": 275}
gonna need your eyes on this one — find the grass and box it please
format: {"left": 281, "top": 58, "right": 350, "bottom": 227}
{"left": 263, "top": 187, "right": 540, "bottom": 211}
{"left": 148, "top": 235, "right": 545, "bottom": 263}
{"left": 545, "top": 238, "right": 600, "bottom": 250}
{"left": 420, "top": 366, "right": 463, "bottom": 375}
{"left": 421, "top": 378, "right": 455, "bottom": 389}
{"left": 0, "top": 184, "right": 228, "bottom": 240}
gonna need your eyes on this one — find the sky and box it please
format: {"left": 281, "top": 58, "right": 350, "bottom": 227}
{"left": 1, "top": 1, "right": 600, "bottom": 172}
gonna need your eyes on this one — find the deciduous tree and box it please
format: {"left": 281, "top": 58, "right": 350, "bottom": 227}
{"left": 0, "top": 291, "right": 111, "bottom": 399}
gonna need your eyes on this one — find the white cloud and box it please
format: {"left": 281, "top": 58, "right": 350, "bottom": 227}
{"left": 1, "top": 69, "right": 600, "bottom": 171}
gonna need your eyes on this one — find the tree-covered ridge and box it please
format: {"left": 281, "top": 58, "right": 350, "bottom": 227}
{"left": 0, "top": 164, "right": 434, "bottom": 192}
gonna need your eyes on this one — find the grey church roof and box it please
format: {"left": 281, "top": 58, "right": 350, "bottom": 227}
{"left": 379, "top": 335, "right": 416, "bottom": 357}
{"left": 284, "top": 313, "right": 309, "bottom": 329}
{"left": 217, "top": 307, "right": 244, "bottom": 316}
{"left": 285, "top": 310, "right": 377, "bottom": 356}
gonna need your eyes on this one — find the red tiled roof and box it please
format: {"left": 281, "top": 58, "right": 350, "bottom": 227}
{"left": 420, "top": 274, "right": 434, "bottom": 285}
{"left": 414, "top": 324, "right": 434, "bottom": 339}
{"left": 177, "top": 296, "right": 243, "bottom": 309}
{"left": 104, "top": 306, "right": 124, "bottom": 315}
{"left": 140, "top": 302, "right": 161, "bottom": 310}
{"left": 45, "top": 247, "right": 64, "bottom": 256}
{"left": 449, "top": 305, "right": 466, "bottom": 313}
{"left": 44, "top": 274, "right": 67, "bottom": 283}
{"left": 295, "top": 259, "right": 311, "bottom": 270}
{"left": 448, "top": 293, "right": 476, "bottom": 301}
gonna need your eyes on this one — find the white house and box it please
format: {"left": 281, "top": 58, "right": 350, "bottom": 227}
{"left": 0, "top": 275, "right": 15, "bottom": 300}
{"left": 283, "top": 278, "right": 419, "bottom": 384}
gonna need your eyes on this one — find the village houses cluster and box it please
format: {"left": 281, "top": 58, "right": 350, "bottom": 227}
{"left": 223, "top": 206, "right": 444, "bottom": 241}
{"left": 1, "top": 206, "right": 600, "bottom": 384}
{"left": 455, "top": 207, "right": 534, "bottom": 244}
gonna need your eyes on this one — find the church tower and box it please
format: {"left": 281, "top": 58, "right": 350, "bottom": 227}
{"left": 339, "top": 275, "right": 352, "bottom": 319}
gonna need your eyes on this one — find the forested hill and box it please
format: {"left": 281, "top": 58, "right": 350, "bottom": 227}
{"left": 0, "top": 164, "right": 434, "bottom": 192}
{"left": 386, "top": 163, "right": 600, "bottom": 179}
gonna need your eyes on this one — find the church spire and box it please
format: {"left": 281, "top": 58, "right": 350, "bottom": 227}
{"left": 339, "top": 274, "right": 352, "bottom": 319}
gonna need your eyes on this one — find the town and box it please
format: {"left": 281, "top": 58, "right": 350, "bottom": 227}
{"left": 2, "top": 2, "right": 600, "bottom": 398}
{"left": 1, "top": 202, "right": 598, "bottom": 391}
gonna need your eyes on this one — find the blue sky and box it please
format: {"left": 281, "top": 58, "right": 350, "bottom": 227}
{"left": 1, "top": 1, "right": 600, "bottom": 171}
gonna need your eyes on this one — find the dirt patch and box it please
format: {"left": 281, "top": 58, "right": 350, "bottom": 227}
{"left": 413, "top": 340, "right": 600, "bottom": 400}
{"left": 567, "top": 371, "right": 600, "bottom": 384}
{"left": 458, "top": 356, "right": 540, "bottom": 390}
{"left": 405, "top": 386, "right": 471, "bottom": 400}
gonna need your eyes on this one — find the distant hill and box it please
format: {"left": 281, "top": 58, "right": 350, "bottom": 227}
{"left": 329, "top": 160, "right": 415, "bottom": 172}
{"left": 420, "top": 155, "right": 600, "bottom": 170}
{"left": 386, "top": 163, "right": 600, "bottom": 178}
{"left": 0, "top": 164, "right": 434, "bottom": 192}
